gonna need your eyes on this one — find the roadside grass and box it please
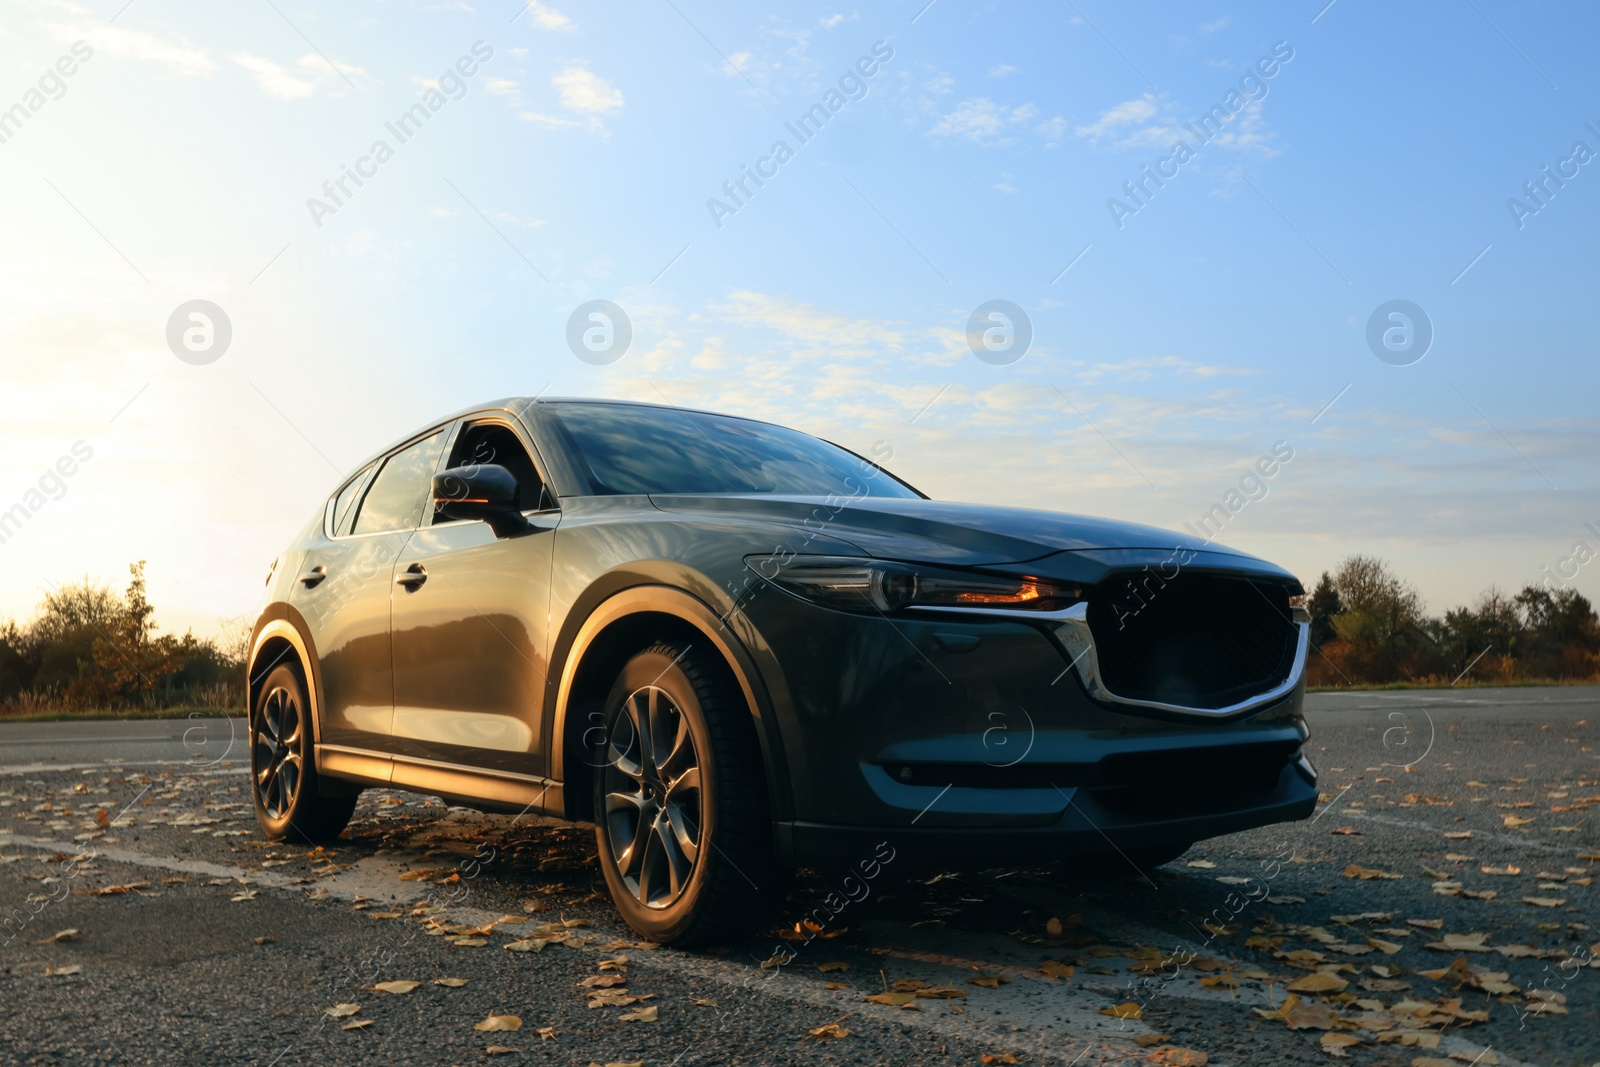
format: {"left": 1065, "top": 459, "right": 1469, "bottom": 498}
{"left": 0, "top": 705, "right": 241, "bottom": 723}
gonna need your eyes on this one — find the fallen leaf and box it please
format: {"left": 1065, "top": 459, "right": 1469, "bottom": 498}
{"left": 817, "top": 961, "right": 850, "bottom": 973}
{"left": 1344, "top": 865, "right": 1402, "bottom": 880}
{"left": 578, "top": 975, "right": 628, "bottom": 989}
{"left": 341, "top": 1019, "right": 373, "bottom": 1031}
{"left": 1046, "top": 916, "right": 1064, "bottom": 937}
{"left": 1038, "top": 960, "right": 1075, "bottom": 980}
{"left": 452, "top": 937, "right": 488, "bottom": 948}
{"left": 865, "top": 992, "right": 917, "bottom": 1007}
{"left": 1502, "top": 815, "right": 1535, "bottom": 828}
{"left": 370, "top": 980, "right": 419, "bottom": 995}
{"left": 44, "top": 965, "right": 82, "bottom": 977}
{"left": 807, "top": 1023, "right": 850, "bottom": 1039}
{"left": 1406, "top": 918, "right": 1445, "bottom": 929}
{"left": 252, "top": 936, "right": 275, "bottom": 946}
{"left": 504, "top": 938, "right": 549, "bottom": 953}
{"left": 434, "top": 977, "right": 467, "bottom": 988}
{"left": 1100, "top": 1002, "right": 1143, "bottom": 1020}
{"left": 617, "top": 1005, "right": 658, "bottom": 1023}
{"left": 1321, "top": 1033, "right": 1362, "bottom": 1057}
{"left": 1480, "top": 865, "right": 1521, "bottom": 876}
{"left": 968, "top": 975, "right": 1010, "bottom": 988}
{"left": 1520, "top": 897, "right": 1566, "bottom": 908}
{"left": 1288, "top": 972, "right": 1348, "bottom": 993}
{"left": 474, "top": 1013, "right": 522, "bottom": 1032}
{"left": 1186, "top": 860, "right": 1217, "bottom": 869}
{"left": 483, "top": 1046, "right": 517, "bottom": 1056}
{"left": 324, "top": 1003, "right": 361, "bottom": 1019}
{"left": 535, "top": 1027, "right": 557, "bottom": 1040}
{"left": 32, "top": 929, "right": 82, "bottom": 945}
{"left": 1425, "top": 933, "right": 1492, "bottom": 953}
{"left": 1148, "top": 1050, "right": 1208, "bottom": 1067}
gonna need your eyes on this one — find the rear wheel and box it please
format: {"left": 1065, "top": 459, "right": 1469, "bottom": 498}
{"left": 250, "top": 662, "right": 357, "bottom": 843}
{"left": 592, "top": 643, "right": 775, "bottom": 946}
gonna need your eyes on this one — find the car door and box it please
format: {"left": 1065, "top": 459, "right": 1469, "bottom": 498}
{"left": 389, "top": 416, "right": 559, "bottom": 780}
{"left": 294, "top": 428, "right": 449, "bottom": 754}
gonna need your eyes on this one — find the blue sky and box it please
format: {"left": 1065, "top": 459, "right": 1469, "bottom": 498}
{"left": 1, "top": 0, "right": 1597, "bottom": 637}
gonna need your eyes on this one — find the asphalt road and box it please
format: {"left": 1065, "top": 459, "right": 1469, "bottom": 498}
{"left": 1, "top": 688, "right": 1595, "bottom": 1067}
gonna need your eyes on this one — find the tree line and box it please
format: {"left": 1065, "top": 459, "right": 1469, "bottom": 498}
{"left": 0, "top": 563, "right": 245, "bottom": 717}
{"left": 1305, "top": 555, "right": 1600, "bottom": 686}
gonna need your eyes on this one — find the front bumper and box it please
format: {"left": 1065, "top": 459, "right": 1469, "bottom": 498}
{"left": 775, "top": 757, "right": 1319, "bottom": 869}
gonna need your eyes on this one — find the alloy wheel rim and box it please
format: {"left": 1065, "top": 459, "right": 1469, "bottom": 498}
{"left": 601, "top": 685, "right": 703, "bottom": 909}
{"left": 253, "top": 686, "right": 303, "bottom": 820}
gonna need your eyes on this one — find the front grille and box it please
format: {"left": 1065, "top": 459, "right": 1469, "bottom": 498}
{"left": 1086, "top": 572, "right": 1299, "bottom": 710}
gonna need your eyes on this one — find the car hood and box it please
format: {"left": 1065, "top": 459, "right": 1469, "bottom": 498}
{"left": 647, "top": 494, "right": 1259, "bottom": 568}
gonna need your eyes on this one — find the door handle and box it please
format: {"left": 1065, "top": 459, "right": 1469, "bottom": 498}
{"left": 395, "top": 564, "right": 428, "bottom": 589}
{"left": 299, "top": 566, "right": 328, "bottom": 588}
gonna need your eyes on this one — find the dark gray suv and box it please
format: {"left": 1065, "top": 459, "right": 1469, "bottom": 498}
{"left": 248, "top": 397, "right": 1317, "bottom": 945}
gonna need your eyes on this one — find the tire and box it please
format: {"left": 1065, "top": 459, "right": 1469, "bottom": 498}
{"left": 592, "top": 642, "right": 776, "bottom": 946}
{"left": 250, "top": 661, "right": 357, "bottom": 844}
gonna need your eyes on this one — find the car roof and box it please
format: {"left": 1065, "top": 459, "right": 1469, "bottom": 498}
{"left": 331, "top": 397, "right": 789, "bottom": 490}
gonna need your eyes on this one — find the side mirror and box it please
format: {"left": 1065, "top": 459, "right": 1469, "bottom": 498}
{"left": 432, "top": 464, "right": 530, "bottom": 538}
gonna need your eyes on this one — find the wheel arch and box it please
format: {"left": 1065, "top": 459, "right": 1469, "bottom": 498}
{"left": 552, "top": 585, "right": 793, "bottom": 826}
{"left": 247, "top": 608, "right": 325, "bottom": 744}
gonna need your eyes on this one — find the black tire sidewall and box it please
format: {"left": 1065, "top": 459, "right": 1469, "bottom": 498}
{"left": 592, "top": 648, "right": 721, "bottom": 942}
{"left": 251, "top": 662, "right": 315, "bottom": 840}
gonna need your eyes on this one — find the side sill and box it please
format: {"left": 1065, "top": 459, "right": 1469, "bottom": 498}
{"left": 318, "top": 744, "right": 394, "bottom": 787}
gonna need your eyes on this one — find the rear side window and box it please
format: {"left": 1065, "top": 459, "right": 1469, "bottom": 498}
{"left": 330, "top": 463, "right": 375, "bottom": 537}
{"left": 353, "top": 430, "right": 448, "bottom": 534}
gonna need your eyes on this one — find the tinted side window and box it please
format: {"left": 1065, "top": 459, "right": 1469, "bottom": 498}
{"left": 439, "top": 422, "right": 550, "bottom": 518}
{"left": 330, "top": 464, "right": 375, "bottom": 537}
{"left": 353, "top": 430, "right": 447, "bottom": 534}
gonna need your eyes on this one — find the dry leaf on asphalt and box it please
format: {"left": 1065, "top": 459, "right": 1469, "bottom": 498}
{"left": 504, "top": 938, "right": 549, "bottom": 953}
{"left": 44, "top": 965, "right": 82, "bottom": 977}
{"left": 578, "top": 975, "right": 628, "bottom": 989}
{"left": 1186, "top": 860, "right": 1216, "bottom": 869}
{"left": 1287, "top": 973, "right": 1348, "bottom": 993}
{"left": 1100, "top": 1002, "right": 1143, "bottom": 1020}
{"left": 1519, "top": 897, "right": 1566, "bottom": 908}
{"left": 1037, "top": 961, "right": 1074, "bottom": 979}
{"left": 1321, "top": 1034, "right": 1362, "bottom": 1058}
{"left": 1406, "top": 918, "right": 1444, "bottom": 929}
{"left": 865, "top": 992, "right": 917, "bottom": 1007}
{"left": 341, "top": 1019, "right": 373, "bottom": 1031}
{"left": 969, "top": 975, "right": 1010, "bottom": 988}
{"left": 434, "top": 977, "right": 467, "bottom": 987}
{"left": 817, "top": 961, "right": 849, "bottom": 973}
{"left": 808, "top": 1023, "right": 850, "bottom": 1039}
{"left": 618, "top": 1005, "right": 658, "bottom": 1023}
{"left": 1502, "top": 815, "right": 1535, "bottom": 828}
{"left": 474, "top": 1013, "right": 522, "bottom": 1032}
{"left": 32, "top": 929, "right": 81, "bottom": 944}
{"left": 536, "top": 1027, "right": 558, "bottom": 1040}
{"left": 1343, "top": 865, "right": 1401, "bottom": 880}
{"left": 1148, "top": 1050, "right": 1208, "bottom": 1067}
{"left": 370, "top": 980, "right": 420, "bottom": 995}
{"left": 1425, "top": 933, "right": 1493, "bottom": 952}
{"left": 1480, "top": 865, "right": 1520, "bottom": 876}
{"left": 484, "top": 1045, "right": 518, "bottom": 1055}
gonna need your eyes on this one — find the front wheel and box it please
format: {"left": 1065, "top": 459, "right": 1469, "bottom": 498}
{"left": 250, "top": 661, "right": 357, "bottom": 843}
{"left": 592, "top": 643, "right": 776, "bottom": 946}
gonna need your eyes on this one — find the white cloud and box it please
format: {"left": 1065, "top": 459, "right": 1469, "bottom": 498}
{"left": 1199, "top": 15, "right": 1232, "bottom": 35}
{"left": 930, "top": 98, "right": 1040, "bottom": 144}
{"left": 992, "top": 171, "right": 1016, "bottom": 194}
{"left": 483, "top": 78, "right": 519, "bottom": 96}
{"left": 552, "top": 65, "right": 623, "bottom": 113}
{"left": 40, "top": 19, "right": 213, "bottom": 77}
{"left": 519, "top": 111, "right": 582, "bottom": 130}
{"left": 988, "top": 64, "right": 1017, "bottom": 78}
{"left": 231, "top": 53, "right": 358, "bottom": 100}
{"left": 1077, "top": 91, "right": 1279, "bottom": 156}
{"left": 821, "top": 13, "right": 848, "bottom": 28}
{"left": 1035, "top": 116, "right": 1067, "bottom": 148}
{"left": 514, "top": 1, "right": 573, "bottom": 30}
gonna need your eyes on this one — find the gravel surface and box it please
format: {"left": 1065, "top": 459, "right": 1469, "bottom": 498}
{"left": 2, "top": 687, "right": 1596, "bottom": 1066}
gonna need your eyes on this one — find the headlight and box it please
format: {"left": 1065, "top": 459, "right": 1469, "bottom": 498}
{"left": 745, "top": 555, "right": 1083, "bottom": 615}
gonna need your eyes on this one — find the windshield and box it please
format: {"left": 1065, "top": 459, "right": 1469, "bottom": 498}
{"left": 547, "top": 403, "right": 921, "bottom": 498}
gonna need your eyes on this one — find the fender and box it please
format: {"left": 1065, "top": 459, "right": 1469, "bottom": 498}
{"left": 248, "top": 606, "right": 326, "bottom": 744}
{"left": 549, "top": 584, "right": 794, "bottom": 822}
